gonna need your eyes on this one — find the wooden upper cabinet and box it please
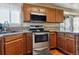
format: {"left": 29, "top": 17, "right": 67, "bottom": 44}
{"left": 31, "top": 5, "right": 39, "bottom": 12}
{"left": 23, "top": 3, "right": 31, "bottom": 22}
{"left": 46, "top": 8, "right": 55, "bottom": 22}
{"left": 23, "top": 3, "right": 64, "bottom": 23}
{"left": 31, "top": 5, "right": 46, "bottom": 13}
{"left": 55, "top": 9, "right": 64, "bottom": 23}
{"left": 23, "top": 3, "right": 46, "bottom": 22}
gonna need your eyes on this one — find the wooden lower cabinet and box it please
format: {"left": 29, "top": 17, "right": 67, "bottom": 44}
{"left": 0, "top": 37, "right": 4, "bottom": 54}
{"left": 2, "top": 33, "right": 32, "bottom": 55}
{"left": 5, "top": 42, "right": 16, "bottom": 55}
{"left": 23, "top": 33, "right": 32, "bottom": 55}
{"left": 57, "top": 36, "right": 65, "bottom": 51}
{"left": 65, "top": 38, "right": 76, "bottom": 55}
{"left": 57, "top": 32, "right": 76, "bottom": 55}
{"left": 49, "top": 32, "right": 56, "bottom": 49}
{"left": 26, "top": 33, "right": 32, "bottom": 54}
{"left": 4, "top": 35, "right": 24, "bottom": 55}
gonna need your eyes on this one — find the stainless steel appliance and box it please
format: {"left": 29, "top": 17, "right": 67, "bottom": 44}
{"left": 30, "top": 12, "right": 46, "bottom": 23}
{"left": 33, "top": 32, "right": 49, "bottom": 49}
{"left": 29, "top": 24, "right": 49, "bottom": 54}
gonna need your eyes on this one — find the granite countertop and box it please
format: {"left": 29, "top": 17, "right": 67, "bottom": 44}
{"left": 57, "top": 31, "right": 79, "bottom": 35}
{"left": 0, "top": 30, "right": 32, "bottom": 37}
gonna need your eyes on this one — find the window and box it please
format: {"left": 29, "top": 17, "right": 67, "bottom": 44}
{"left": 60, "top": 22, "right": 64, "bottom": 31}
{"left": 10, "top": 10, "right": 21, "bottom": 24}
{"left": 0, "top": 4, "right": 22, "bottom": 26}
{"left": 0, "top": 7, "right": 10, "bottom": 24}
{"left": 60, "top": 16, "right": 73, "bottom": 32}
{"left": 73, "top": 17, "right": 79, "bottom": 32}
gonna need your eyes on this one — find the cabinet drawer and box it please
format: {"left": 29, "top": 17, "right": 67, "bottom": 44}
{"left": 57, "top": 32, "right": 64, "bottom": 37}
{"left": 50, "top": 32, "right": 56, "bottom": 35}
{"left": 4, "top": 34, "right": 24, "bottom": 42}
{"left": 65, "top": 33, "right": 75, "bottom": 38}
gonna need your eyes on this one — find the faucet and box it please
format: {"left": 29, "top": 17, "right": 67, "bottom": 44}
{"left": 3, "top": 21, "right": 9, "bottom": 32}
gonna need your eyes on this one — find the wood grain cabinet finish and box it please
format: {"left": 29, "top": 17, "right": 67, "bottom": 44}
{"left": 23, "top": 3, "right": 64, "bottom": 23}
{"left": 49, "top": 32, "right": 56, "bottom": 49}
{"left": 55, "top": 9, "right": 64, "bottom": 23}
{"left": 46, "top": 8, "right": 56, "bottom": 22}
{"left": 23, "top": 4, "right": 46, "bottom": 22}
{"left": 57, "top": 37, "right": 65, "bottom": 51}
{"left": 23, "top": 3, "right": 31, "bottom": 22}
{"left": 4, "top": 34, "right": 24, "bottom": 55}
{"left": 0, "top": 37, "right": 4, "bottom": 55}
{"left": 30, "top": 5, "right": 46, "bottom": 13}
{"left": 65, "top": 38, "right": 75, "bottom": 55}
{"left": 65, "top": 33, "right": 76, "bottom": 55}
{"left": 0, "top": 33, "right": 32, "bottom": 55}
{"left": 57, "top": 33, "right": 65, "bottom": 51}
{"left": 5, "top": 38, "right": 24, "bottom": 55}
{"left": 23, "top": 33, "right": 32, "bottom": 55}
{"left": 26, "top": 33, "right": 32, "bottom": 54}
{"left": 57, "top": 32, "right": 76, "bottom": 55}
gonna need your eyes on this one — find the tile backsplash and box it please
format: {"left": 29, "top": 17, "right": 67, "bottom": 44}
{"left": 23, "top": 22, "right": 60, "bottom": 31}
{"left": 7, "top": 22, "right": 60, "bottom": 32}
{"left": 44, "top": 23, "right": 60, "bottom": 31}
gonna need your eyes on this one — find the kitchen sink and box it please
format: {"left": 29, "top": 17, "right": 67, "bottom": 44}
{"left": 0, "top": 32, "right": 9, "bottom": 34}
{"left": 0, "top": 31, "right": 18, "bottom": 34}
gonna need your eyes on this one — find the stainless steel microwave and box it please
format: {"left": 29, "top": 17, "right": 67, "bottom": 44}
{"left": 30, "top": 12, "right": 46, "bottom": 22}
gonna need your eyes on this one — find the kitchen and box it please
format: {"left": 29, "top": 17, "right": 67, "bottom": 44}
{"left": 0, "top": 3, "right": 79, "bottom": 55}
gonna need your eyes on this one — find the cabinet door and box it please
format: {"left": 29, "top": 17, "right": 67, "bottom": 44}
{"left": 5, "top": 38, "right": 23, "bottom": 55}
{"left": 49, "top": 32, "right": 56, "bottom": 49}
{"left": 0, "top": 37, "right": 4, "bottom": 55}
{"left": 57, "top": 37, "right": 61, "bottom": 48}
{"left": 5, "top": 40, "right": 16, "bottom": 55}
{"left": 23, "top": 34, "right": 27, "bottom": 54}
{"left": 46, "top": 8, "right": 55, "bottom": 22}
{"left": 15, "top": 38, "right": 24, "bottom": 55}
{"left": 60, "top": 37, "right": 65, "bottom": 51}
{"left": 57, "top": 33, "right": 65, "bottom": 51}
{"left": 31, "top": 5, "right": 46, "bottom": 13}
{"left": 55, "top": 9, "right": 64, "bottom": 23}
{"left": 31, "top": 6, "right": 39, "bottom": 12}
{"left": 65, "top": 38, "right": 76, "bottom": 54}
{"left": 26, "top": 33, "right": 32, "bottom": 54}
{"left": 23, "top": 3, "right": 31, "bottom": 22}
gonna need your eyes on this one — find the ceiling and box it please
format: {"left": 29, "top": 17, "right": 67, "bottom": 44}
{"left": 31, "top": 3, "right": 79, "bottom": 15}
{"left": 50, "top": 3, "right": 79, "bottom": 11}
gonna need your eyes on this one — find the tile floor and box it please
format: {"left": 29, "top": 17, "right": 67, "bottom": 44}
{"left": 50, "top": 49, "right": 64, "bottom": 55}
{"left": 33, "top": 48, "right": 64, "bottom": 55}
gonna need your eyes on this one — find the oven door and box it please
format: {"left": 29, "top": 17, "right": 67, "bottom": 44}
{"left": 33, "top": 32, "right": 49, "bottom": 49}
{"left": 34, "top": 33, "right": 48, "bottom": 43}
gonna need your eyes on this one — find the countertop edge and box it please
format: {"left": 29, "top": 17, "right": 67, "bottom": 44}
{"left": 0, "top": 31, "right": 32, "bottom": 37}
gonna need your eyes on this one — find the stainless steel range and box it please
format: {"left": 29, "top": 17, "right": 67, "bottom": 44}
{"left": 29, "top": 24, "right": 49, "bottom": 54}
{"left": 33, "top": 31, "right": 49, "bottom": 49}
